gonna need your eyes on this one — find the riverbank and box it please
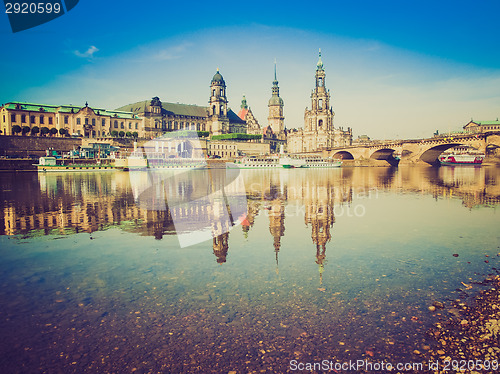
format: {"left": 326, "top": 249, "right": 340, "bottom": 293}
{"left": 425, "top": 273, "right": 500, "bottom": 373}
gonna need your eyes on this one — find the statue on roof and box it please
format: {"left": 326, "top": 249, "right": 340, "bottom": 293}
{"left": 150, "top": 97, "right": 162, "bottom": 107}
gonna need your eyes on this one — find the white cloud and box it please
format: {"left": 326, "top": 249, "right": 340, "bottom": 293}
{"left": 74, "top": 46, "right": 99, "bottom": 59}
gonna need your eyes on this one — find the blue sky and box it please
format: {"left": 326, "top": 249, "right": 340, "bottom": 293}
{"left": 1, "top": 0, "right": 499, "bottom": 139}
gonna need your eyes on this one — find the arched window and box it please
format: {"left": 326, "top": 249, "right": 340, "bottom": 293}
{"left": 318, "top": 99, "right": 323, "bottom": 110}
{"left": 120, "top": 122, "right": 124, "bottom": 129}
{"left": 318, "top": 119, "right": 323, "bottom": 128}
{"left": 212, "top": 105, "right": 216, "bottom": 115}
{"left": 174, "top": 121, "right": 178, "bottom": 130}
{"left": 114, "top": 120, "right": 118, "bottom": 128}
{"left": 212, "top": 89, "right": 215, "bottom": 97}
{"left": 220, "top": 105, "right": 224, "bottom": 114}
{"left": 92, "top": 118, "right": 96, "bottom": 126}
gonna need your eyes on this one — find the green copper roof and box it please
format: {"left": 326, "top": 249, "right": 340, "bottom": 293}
{"left": 317, "top": 49, "right": 324, "bottom": 70}
{"left": 3, "top": 101, "right": 139, "bottom": 119}
{"left": 116, "top": 99, "right": 244, "bottom": 124}
{"left": 211, "top": 69, "right": 225, "bottom": 84}
{"left": 473, "top": 120, "right": 500, "bottom": 125}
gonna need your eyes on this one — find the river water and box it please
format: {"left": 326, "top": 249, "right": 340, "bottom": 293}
{"left": 0, "top": 166, "right": 499, "bottom": 373}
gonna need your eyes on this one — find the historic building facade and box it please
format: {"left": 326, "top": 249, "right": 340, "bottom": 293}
{"left": 117, "top": 70, "right": 247, "bottom": 139}
{"left": 0, "top": 101, "right": 143, "bottom": 138}
{"left": 287, "top": 51, "right": 352, "bottom": 153}
{"left": 237, "top": 95, "right": 261, "bottom": 135}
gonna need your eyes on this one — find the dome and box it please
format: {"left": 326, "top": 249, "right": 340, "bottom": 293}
{"left": 268, "top": 96, "right": 284, "bottom": 106}
{"left": 211, "top": 69, "right": 225, "bottom": 84}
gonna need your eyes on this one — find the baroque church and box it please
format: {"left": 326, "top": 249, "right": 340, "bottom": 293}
{"left": 287, "top": 51, "right": 352, "bottom": 153}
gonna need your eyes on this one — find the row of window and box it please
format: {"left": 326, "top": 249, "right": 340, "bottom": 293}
{"left": 153, "top": 121, "right": 206, "bottom": 131}
{"left": 9, "top": 114, "right": 118, "bottom": 127}
{"left": 211, "top": 144, "right": 236, "bottom": 150}
{"left": 10, "top": 114, "right": 53, "bottom": 125}
{"left": 113, "top": 121, "right": 139, "bottom": 130}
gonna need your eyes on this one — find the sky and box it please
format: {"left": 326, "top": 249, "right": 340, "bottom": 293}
{"left": 1, "top": 0, "right": 499, "bottom": 140}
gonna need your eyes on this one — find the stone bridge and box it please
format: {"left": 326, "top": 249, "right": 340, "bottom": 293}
{"left": 321, "top": 132, "right": 500, "bottom": 166}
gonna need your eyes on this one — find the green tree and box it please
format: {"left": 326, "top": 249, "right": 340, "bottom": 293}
{"left": 59, "top": 128, "right": 67, "bottom": 136}
{"left": 111, "top": 130, "right": 119, "bottom": 137}
{"left": 12, "top": 125, "right": 22, "bottom": 135}
{"left": 118, "top": 131, "right": 125, "bottom": 138}
{"left": 49, "top": 128, "right": 58, "bottom": 136}
{"left": 132, "top": 131, "right": 139, "bottom": 138}
{"left": 22, "top": 126, "right": 31, "bottom": 135}
{"left": 125, "top": 131, "right": 132, "bottom": 137}
{"left": 31, "top": 126, "right": 39, "bottom": 136}
{"left": 40, "top": 127, "right": 50, "bottom": 136}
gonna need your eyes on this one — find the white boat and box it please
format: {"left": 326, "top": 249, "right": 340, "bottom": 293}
{"left": 279, "top": 156, "right": 307, "bottom": 168}
{"left": 36, "top": 157, "right": 115, "bottom": 172}
{"left": 228, "top": 156, "right": 281, "bottom": 169}
{"left": 304, "top": 156, "right": 342, "bottom": 168}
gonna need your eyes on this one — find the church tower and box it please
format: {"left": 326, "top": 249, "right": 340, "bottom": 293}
{"left": 208, "top": 69, "right": 229, "bottom": 135}
{"left": 305, "top": 49, "right": 334, "bottom": 135}
{"left": 300, "top": 49, "right": 336, "bottom": 151}
{"left": 268, "top": 61, "right": 285, "bottom": 135}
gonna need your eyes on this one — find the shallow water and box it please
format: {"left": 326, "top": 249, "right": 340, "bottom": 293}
{"left": 1, "top": 166, "right": 499, "bottom": 373}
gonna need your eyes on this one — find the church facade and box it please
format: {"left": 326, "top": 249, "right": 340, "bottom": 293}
{"left": 287, "top": 51, "right": 352, "bottom": 153}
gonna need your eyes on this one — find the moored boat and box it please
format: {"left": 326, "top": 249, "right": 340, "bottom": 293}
{"left": 439, "top": 154, "right": 484, "bottom": 166}
{"left": 36, "top": 157, "right": 115, "bottom": 172}
{"left": 279, "top": 156, "right": 307, "bottom": 168}
{"left": 304, "top": 156, "right": 342, "bottom": 168}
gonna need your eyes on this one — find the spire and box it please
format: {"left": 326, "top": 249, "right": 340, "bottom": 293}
{"left": 273, "top": 58, "right": 278, "bottom": 87}
{"left": 317, "top": 48, "right": 323, "bottom": 70}
{"left": 241, "top": 95, "right": 248, "bottom": 109}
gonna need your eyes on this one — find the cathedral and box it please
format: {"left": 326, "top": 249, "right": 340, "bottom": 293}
{"left": 287, "top": 51, "right": 352, "bottom": 153}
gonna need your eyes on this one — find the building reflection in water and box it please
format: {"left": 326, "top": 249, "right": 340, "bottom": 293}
{"left": 1, "top": 167, "right": 500, "bottom": 270}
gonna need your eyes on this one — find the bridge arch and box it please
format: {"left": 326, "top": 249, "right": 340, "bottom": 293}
{"left": 486, "top": 134, "right": 500, "bottom": 156}
{"left": 332, "top": 151, "right": 354, "bottom": 160}
{"left": 370, "top": 148, "right": 400, "bottom": 166}
{"left": 419, "top": 143, "right": 463, "bottom": 165}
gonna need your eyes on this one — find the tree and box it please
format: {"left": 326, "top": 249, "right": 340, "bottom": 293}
{"left": 49, "top": 128, "right": 58, "bottom": 136}
{"left": 59, "top": 128, "right": 67, "bottom": 136}
{"left": 12, "top": 125, "right": 22, "bottom": 135}
{"left": 111, "top": 130, "right": 118, "bottom": 137}
{"left": 132, "top": 131, "right": 139, "bottom": 139}
{"left": 22, "top": 126, "right": 31, "bottom": 135}
{"left": 118, "top": 131, "right": 125, "bottom": 138}
{"left": 31, "top": 126, "right": 39, "bottom": 136}
{"left": 40, "top": 127, "right": 50, "bottom": 136}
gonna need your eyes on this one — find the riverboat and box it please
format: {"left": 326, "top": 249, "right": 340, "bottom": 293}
{"left": 303, "top": 156, "right": 342, "bottom": 168}
{"left": 114, "top": 156, "right": 207, "bottom": 171}
{"left": 228, "top": 156, "right": 281, "bottom": 169}
{"left": 228, "top": 155, "right": 342, "bottom": 169}
{"left": 36, "top": 157, "right": 115, "bottom": 172}
{"left": 439, "top": 154, "right": 484, "bottom": 166}
{"left": 279, "top": 156, "right": 307, "bottom": 168}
